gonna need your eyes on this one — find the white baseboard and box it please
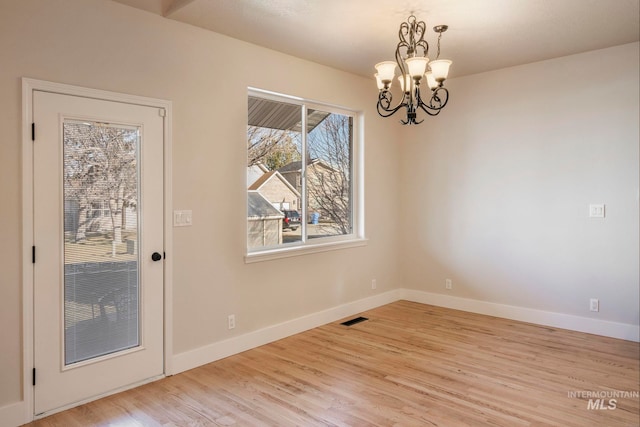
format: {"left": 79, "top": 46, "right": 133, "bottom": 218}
{"left": 171, "top": 289, "right": 401, "bottom": 375}
{"left": 8, "top": 288, "right": 634, "bottom": 427}
{"left": 400, "top": 289, "right": 640, "bottom": 342}
{"left": 172, "top": 287, "right": 639, "bottom": 376}
{"left": 0, "top": 401, "right": 26, "bottom": 427}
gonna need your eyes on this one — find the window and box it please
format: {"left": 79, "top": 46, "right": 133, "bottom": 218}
{"left": 88, "top": 201, "right": 110, "bottom": 218}
{"left": 247, "top": 89, "right": 364, "bottom": 259}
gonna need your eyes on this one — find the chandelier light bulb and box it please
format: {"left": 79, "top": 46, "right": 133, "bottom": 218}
{"left": 374, "top": 61, "right": 397, "bottom": 84}
{"left": 405, "top": 57, "right": 429, "bottom": 79}
{"left": 429, "top": 59, "right": 452, "bottom": 82}
{"left": 374, "top": 73, "right": 384, "bottom": 90}
{"left": 425, "top": 71, "right": 438, "bottom": 90}
{"left": 398, "top": 74, "right": 412, "bottom": 93}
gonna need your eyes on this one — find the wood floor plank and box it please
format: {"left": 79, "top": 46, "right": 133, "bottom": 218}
{"left": 25, "top": 301, "right": 639, "bottom": 426}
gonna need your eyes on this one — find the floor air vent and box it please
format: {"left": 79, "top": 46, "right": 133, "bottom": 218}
{"left": 341, "top": 316, "right": 368, "bottom": 326}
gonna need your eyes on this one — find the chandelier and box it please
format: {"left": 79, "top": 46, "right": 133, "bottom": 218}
{"left": 375, "top": 15, "right": 452, "bottom": 125}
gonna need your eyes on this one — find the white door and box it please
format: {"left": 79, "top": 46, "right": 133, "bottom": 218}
{"left": 33, "top": 90, "right": 165, "bottom": 416}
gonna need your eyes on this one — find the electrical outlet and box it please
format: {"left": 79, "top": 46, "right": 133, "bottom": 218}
{"left": 228, "top": 314, "right": 236, "bottom": 329}
{"left": 445, "top": 279, "right": 452, "bottom": 290}
{"left": 589, "top": 299, "right": 599, "bottom": 312}
{"left": 371, "top": 279, "right": 377, "bottom": 290}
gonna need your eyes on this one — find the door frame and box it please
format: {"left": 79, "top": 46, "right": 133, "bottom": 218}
{"left": 21, "top": 78, "right": 174, "bottom": 420}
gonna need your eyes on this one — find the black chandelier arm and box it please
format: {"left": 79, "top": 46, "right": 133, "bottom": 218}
{"left": 415, "top": 39, "right": 429, "bottom": 58}
{"left": 399, "top": 16, "right": 428, "bottom": 56}
{"left": 376, "top": 90, "right": 408, "bottom": 118}
{"left": 417, "top": 86, "right": 450, "bottom": 116}
{"left": 428, "top": 86, "right": 449, "bottom": 110}
{"left": 396, "top": 16, "right": 430, "bottom": 78}
{"left": 399, "top": 102, "right": 423, "bottom": 125}
{"left": 378, "top": 102, "right": 406, "bottom": 118}
{"left": 395, "top": 45, "right": 408, "bottom": 79}
{"left": 418, "top": 103, "right": 442, "bottom": 117}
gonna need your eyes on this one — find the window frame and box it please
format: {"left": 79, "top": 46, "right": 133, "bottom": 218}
{"left": 245, "top": 88, "right": 366, "bottom": 262}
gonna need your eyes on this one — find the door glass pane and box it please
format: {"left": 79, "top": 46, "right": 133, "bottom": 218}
{"left": 63, "top": 120, "right": 140, "bottom": 365}
{"left": 306, "top": 110, "right": 353, "bottom": 239}
{"left": 247, "top": 96, "right": 303, "bottom": 250}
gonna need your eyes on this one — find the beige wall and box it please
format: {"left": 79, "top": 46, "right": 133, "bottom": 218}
{"left": 1, "top": 0, "right": 638, "bottom": 416}
{"left": 400, "top": 43, "right": 639, "bottom": 325}
{"left": 0, "top": 0, "right": 400, "bottom": 407}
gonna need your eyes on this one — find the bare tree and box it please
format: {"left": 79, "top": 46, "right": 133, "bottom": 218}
{"left": 64, "top": 122, "right": 137, "bottom": 244}
{"left": 63, "top": 172, "right": 92, "bottom": 243}
{"left": 247, "top": 113, "right": 352, "bottom": 235}
{"left": 64, "top": 125, "right": 99, "bottom": 242}
{"left": 307, "top": 114, "right": 352, "bottom": 234}
{"left": 247, "top": 126, "right": 300, "bottom": 170}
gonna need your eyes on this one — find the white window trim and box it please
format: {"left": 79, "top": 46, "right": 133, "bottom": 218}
{"left": 245, "top": 236, "right": 368, "bottom": 263}
{"left": 246, "top": 88, "right": 365, "bottom": 262}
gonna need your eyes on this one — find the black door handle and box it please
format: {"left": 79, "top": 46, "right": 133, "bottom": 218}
{"left": 151, "top": 252, "right": 162, "bottom": 261}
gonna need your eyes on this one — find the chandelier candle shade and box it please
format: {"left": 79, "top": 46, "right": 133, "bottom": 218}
{"left": 375, "top": 15, "right": 452, "bottom": 125}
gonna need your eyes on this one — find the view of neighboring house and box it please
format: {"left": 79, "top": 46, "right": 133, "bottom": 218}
{"left": 247, "top": 191, "right": 284, "bottom": 248}
{"left": 247, "top": 163, "right": 300, "bottom": 249}
{"left": 248, "top": 170, "right": 300, "bottom": 212}
{"left": 247, "top": 163, "right": 269, "bottom": 187}
{"left": 247, "top": 157, "right": 350, "bottom": 244}
{"left": 247, "top": 164, "right": 301, "bottom": 248}
{"left": 277, "top": 159, "right": 345, "bottom": 220}
{"left": 64, "top": 200, "right": 137, "bottom": 237}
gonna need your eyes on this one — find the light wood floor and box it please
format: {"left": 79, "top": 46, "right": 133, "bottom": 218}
{"left": 27, "top": 301, "right": 639, "bottom": 426}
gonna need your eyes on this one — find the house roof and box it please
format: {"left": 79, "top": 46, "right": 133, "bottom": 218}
{"left": 248, "top": 170, "right": 300, "bottom": 196}
{"left": 277, "top": 161, "right": 303, "bottom": 173}
{"left": 277, "top": 159, "right": 337, "bottom": 174}
{"left": 248, "top": 170, "right": 276, "bottom": 190}
{"left": 247, "top": 191, "right": 284, "bottom": 219}
{"left": 247, "top": 163, "right": 269, "bottom": 187}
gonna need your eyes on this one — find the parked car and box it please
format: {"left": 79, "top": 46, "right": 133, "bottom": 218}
{"left": 282, "top": 210, "right": 300, "bottom": 231}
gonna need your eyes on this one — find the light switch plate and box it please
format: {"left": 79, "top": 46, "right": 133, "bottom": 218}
{"left": 173, "top": 210, "right": 193, "bottom": 226}
{"left": 589, "top": 204, "right": 605, "bottom": 218}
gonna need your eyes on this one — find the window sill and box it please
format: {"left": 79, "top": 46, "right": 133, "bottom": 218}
{"left": 245, "top": 237, "right": 368, "bottom": 264}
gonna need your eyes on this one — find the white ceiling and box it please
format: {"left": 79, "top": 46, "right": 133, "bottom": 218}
{"left": 112, "top": 0, "right": 639, "bottom": 79}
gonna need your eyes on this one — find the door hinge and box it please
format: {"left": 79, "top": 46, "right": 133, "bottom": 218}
{"left": 32, "top": 246, "right": 36, "bottom": 263}
{"left": 31, "top": 123, "right": 35, "bottom": 141}
{"left": 159, "top": 108, "right": 166, "bottom": 117}
{"left": 32, "top": 368, "right": 36, "bottom": 386}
